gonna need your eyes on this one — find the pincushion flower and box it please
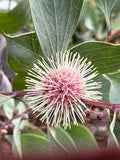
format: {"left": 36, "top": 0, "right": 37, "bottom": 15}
{"left": 25, "top": 51, "right": 102, "bottom": 128}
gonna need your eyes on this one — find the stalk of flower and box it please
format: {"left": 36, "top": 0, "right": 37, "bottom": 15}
{"left": 25, "top": 51, "right": 102, "bottom": 128}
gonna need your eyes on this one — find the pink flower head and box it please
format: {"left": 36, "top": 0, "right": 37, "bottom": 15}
{"left": 25, "top": 51, "right": 102, "bottom": 128}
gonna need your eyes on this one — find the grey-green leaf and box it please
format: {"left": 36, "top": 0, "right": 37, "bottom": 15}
{"left": 12, "top": 73, "right": 27, "bottom": 91}
{"left": 13, "top": 119, "right": 22, "bottom": 158}
{"left": 6, "top": 32, "right": 43, "bottom": 74}
{"left": 29, "top": 0, "right": 84, "bottom": 55}
{"left": 48, "top": 126, "right": 76, "bottom": 152}
{"left": 95, "top": 74, "right": 110, "bottom": 103}
{"left": 114, "top": 119, "right": 120, "bottom": 145}
{"left": 3, "top": 98, "right": 15, "bottom": 119}
{"left": 95, "top": 0, "right": 117, "bottom": 21}
{"left": 70, "top": 41, "right": 120, "bottom": 74}
{"left": 6, "top": 32, "right": 43, "bottom": 90}
{"left": 85, "top": 2, "right": 98, "bottom": 31}
{"left": 107, "top": 112, "right": 120, "bottom": 149}
{"left": 66, "top": 124, "right": 98, "bottom": 150}
{"left": 0, "top": 0, "right": 31, "bottom": 33}
{"left": 0, "top": 94, "right": 12, "bottom": 107}
{"left": 104, "top": 72, "right": 120, "bottom": 104}
{"left": 21, "top": 131, "right": 49, "bottom": 156}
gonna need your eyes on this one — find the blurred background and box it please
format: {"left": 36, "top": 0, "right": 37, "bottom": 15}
{"left": 0, "top": 0, "right": 120, "bottom": 158}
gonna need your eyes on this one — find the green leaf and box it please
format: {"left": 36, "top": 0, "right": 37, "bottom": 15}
{"left": 48, "top": 126, "right": 76, "bottom": 152}
{"left": 12, "top": 100, "right": 30, "bottom": 158}
{"left": 12, "top": 73, "right": 27, "bottom": 91}
{"left": 16, "top": 101, "right": 27, "bottom": 114}
{"left": 12, "top": 119, "right": 22, "bottom": 158}
{"left": 7, "top": 34, "right": 120, "bottom": 91}
{"left": 0, "top": 94, "right": 12, "bottom": 107}
{"left": 66, "top": 124, "right": 98, "bottom": 150}
{"left": 6, "top": 32, "right": 43, "bottom": 73}
{"left": 95, "top": 74, "right": 110, "bottom": 103}
{"left": 70, "top": 41, "right": 120, "bottom": 74}
{"left": 85, "top": 2, "right": 98, "bottom": 31}
{"left": 21, "top": 131, "right": 49, "bottom": 156}
{"left": 3, "top": 98, "right": 15, "bottom": 119}
{"left": 28, "top": 123, "right": 48, "bottom": 138}
{"left": 114, "top": 119, "right": 120, "bottom": 145}
{"left": 0, "top": 0, "right": 31, "bottom": 33}
{"left": 104, "top": 72, "right": 120, "bottom": 104}
{"left": 3, "top": 99, "right": 28, "bottom": 129}
{"left": 106, "top": 71, "right": 120, "bottom": 83}
{"left": 95, "top": 0, "right": 117, "bottom": 22}
{"left": 6, "top": 32, "right": 43, "bottom": 90}
{"left": 109, "top": 81, "right": 120, "bottom": 104}
{"left": 6, "top": 129, "right": 49, "bottom": 157}
{"left": 107, "top": 112, "right": 119, "bottom": 149}
{"left": 12, "top": 101, "right": 27, "bottom": 129}
{"left": 29, "top": 0, "right": 84, "bottom": 55}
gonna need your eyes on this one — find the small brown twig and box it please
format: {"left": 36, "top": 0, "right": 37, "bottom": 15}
{"left": 105, "top": 28, "right": 120, "bottom": 42}
{"left": 0, "top": 90, "right": 28, "bottom": 97}
{"left": 0, "top": 91, "right": 120, "bottom": 110}
{"left": 82, "top": 99, "right": 118, "bottom": 111}
{"left": 0, "top": 108, "right": 31, "bottom": 130}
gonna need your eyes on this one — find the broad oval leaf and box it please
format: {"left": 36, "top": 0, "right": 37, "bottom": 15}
{"left": 21, "top": 131, "right": 49, "bottom": 156}
{"left": 3, "top": 98, "right": 15, "bottom": 119}
{"left": 24, "top": 127, "right": 48, "bottom": 139}
{"left": 107, "top": 112, "right": 120, "bottom": 149}
{"left": 6, "top": 32, "right": 43, "bottom": 90}
{"left": 104, "top": 72, "right": 120, "bottom": 104}
{"left": 48, "top": 126, "right": 76, "bottom": 153}
{"left": 0, "top": 94, "right": 12, "bottom": 107}
{"left": 29, "top": 0, "right": 84, "bottom": 55}
{"left": 114, "top": 119, "right": 120, "bottom": 146}
{"left": 84, "top": 2, "right": 98, "bottom": 32}
{"left": 95, "top": 0, "right": 117, "bottom": 22}
{"left": 66, "top": 124, "right": 98, "bottom": 150}
{"left": 8, "top": 126, "right": 49, "bottom": 158}
{"left": 6, "top": 32, "right": 43, "bottom": 73}
{"left": 7, "top": 34, "right": 120, "bottom": 91}
{"left": 13, "top": 119, "right": 22, "bottom": 158}
{"left": 12, "top": 73, "right": 27, "bottom": 91}
{"left": 70, "top": 41, "right": 120, "bottom": 74}
{"left": 95, "top": 74, "right": 110, "bottom": 103}
{"left": 0, "top": 0, "right": 31, "bottom": 33}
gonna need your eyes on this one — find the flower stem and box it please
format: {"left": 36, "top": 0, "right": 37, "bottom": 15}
{"left": 105, "top": 28, "right": 120, "bottom": 42}
{"left": 82, "top": 99, "right": 118, "bottom": 110}
{"left": 0, "top": 108, "right": 31, "bottom": 130}
{"left": 0, "top": 91, "right": 120, "bottom": 110}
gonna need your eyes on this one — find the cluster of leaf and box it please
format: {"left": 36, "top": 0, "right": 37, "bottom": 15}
{"left": 0, "top": 94, "right": 98, "bottom": 158}
{"left": 0, "top": 0, "right": 120, "bottom": 158}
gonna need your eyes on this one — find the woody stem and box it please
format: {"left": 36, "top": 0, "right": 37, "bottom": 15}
{"left": 0, "top": 91, "right": 120, "bottom": 110}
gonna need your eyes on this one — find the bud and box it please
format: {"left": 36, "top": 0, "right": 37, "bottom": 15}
{"left": 25, "top": 51, "right": 102, "bottom": 128}
{"left": 1, "top": 129, "right": 8, "bottom": 135}
{"left": 4, "top": 125, "right": 8, "bottom": 129}
{"left": 21, "top": 113, "right": 29, "bottom": 120}
{"left": 13, "top": 109, "right": 19, "bottom": 117}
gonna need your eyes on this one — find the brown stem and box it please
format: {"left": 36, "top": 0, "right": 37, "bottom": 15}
{"left": 105, "top": 28, "right": 120, "bottom": 42}
{"left": 82, "top": 99, "right": 119, "bottom": 110}
{"left": 0, "top": 90, "right": 28, "bottom": 97}
{"left": 0, "top": 91, "right": 120, "bottom": 110}
{"left": 0, "top": 108, "right": 31, "bottom": 130}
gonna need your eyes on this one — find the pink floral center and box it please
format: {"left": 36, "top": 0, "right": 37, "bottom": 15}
{"left": 42, "top": 66, "right": 87, "bottom": 109}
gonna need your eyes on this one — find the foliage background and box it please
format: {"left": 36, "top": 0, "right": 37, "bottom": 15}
{"left": 0, "top": 0, "right": 120, "bottom": 159}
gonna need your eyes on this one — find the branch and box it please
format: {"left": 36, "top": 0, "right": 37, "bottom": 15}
{"left": 105, "top": 28, "right": 120, "bottom": 42}
{"left": 0, "top": 91, "right": 120, "bottom": 110}
{"left": 0, "top": 90, "right": 28, "bottom": 97}
{"left": 82, "top": 99, "right": 119, "bottom": 110}
{"left": 0, "top": 108, "right": 31, "bottom": 130}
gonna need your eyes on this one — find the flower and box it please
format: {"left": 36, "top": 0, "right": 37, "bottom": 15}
{"left": 25, "top": 51, "right": 102, "bottom": 128}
